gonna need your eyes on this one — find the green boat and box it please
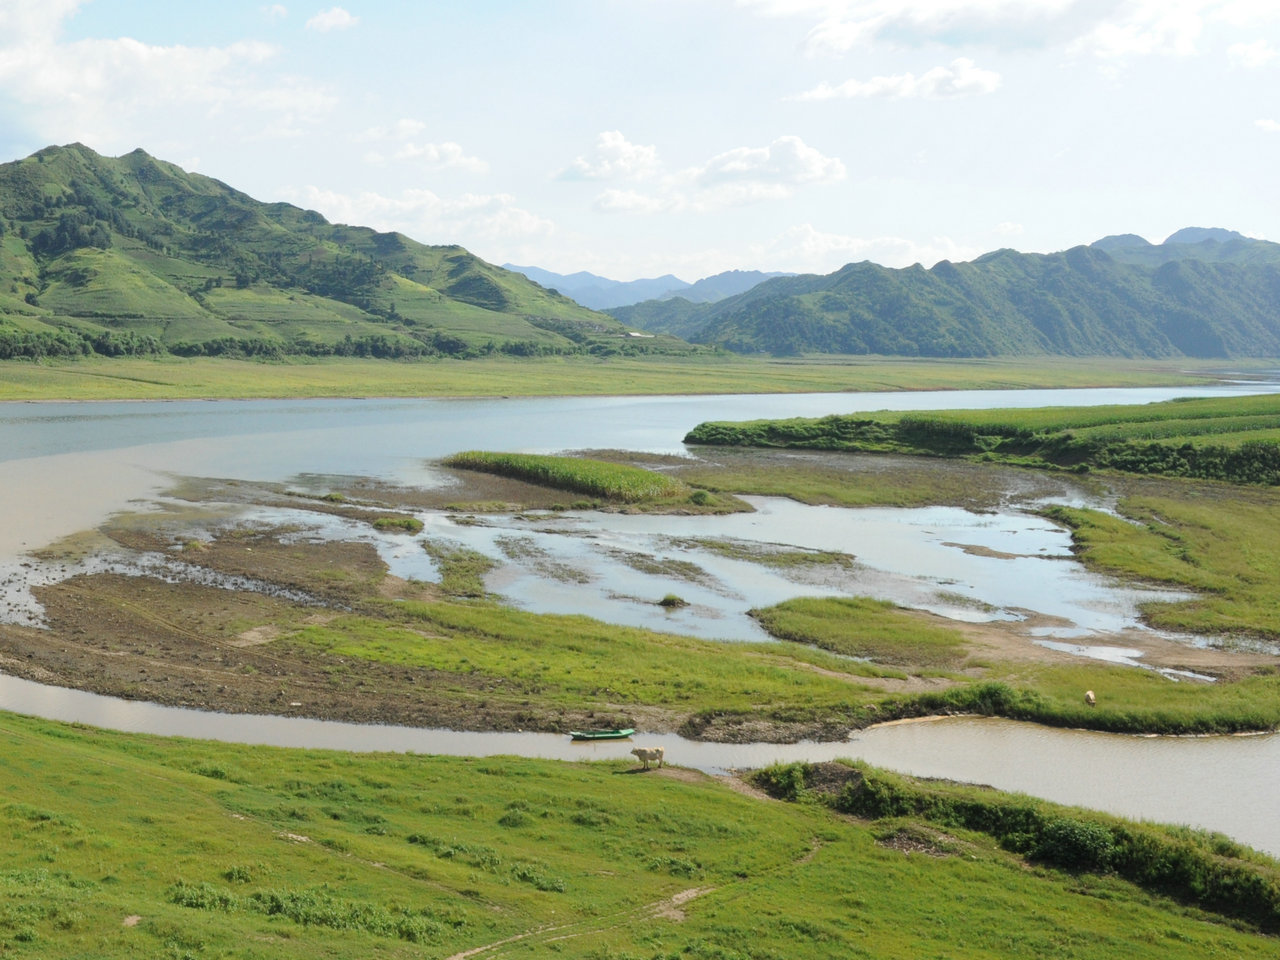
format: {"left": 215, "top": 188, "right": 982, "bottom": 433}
{"left": 569, "top": 728, "right": 635, "bottom": 741}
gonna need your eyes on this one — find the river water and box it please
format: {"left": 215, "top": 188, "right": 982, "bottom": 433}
{"left": 2, "top": 382, "right": 1280, "bottom": 854}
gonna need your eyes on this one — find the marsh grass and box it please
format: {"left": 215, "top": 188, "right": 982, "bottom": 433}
{"left": 1044, "top": 481, "right": 1280, "bottom": 639}
{"left": 752, "top": 596, "right": 969, "bottom": 668}
{"left": 444, "top": 451, "right": 688, "bottom": 503}
{"left": 371, "top": 515, "right": 424, "bottom": 534}
{"left": 421, "top": 541, "right": 496, "bottom": 598}
{"left": 287, "top": 601, "right": 883, "bottom": 717}
{"left": 602, "top": 546, "right": 715, "bottom": 585}
{"left": 3, "top": 710, "right": 1279, "bottom": 958}
{"left": 665, "top": 535, "right": 855, "bottom": 570}
{"left": 686, "top": 393, "right": 1280, "bottom": 484}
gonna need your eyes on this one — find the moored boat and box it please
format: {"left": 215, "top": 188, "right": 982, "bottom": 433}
{"left": 569, "top": 728, "right": 635, "bottom": 741}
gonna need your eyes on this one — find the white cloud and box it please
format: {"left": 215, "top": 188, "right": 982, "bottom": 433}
{"left": 305, "top": 6, "right": 358, "bottom": 32}
{"left": 593, "top": 189, "right": 680, "bottom": 214}
{"left": 358, "top": 118, "right": 427, "bottom": 142}
{"left": 692, "top": 135, "right": 846, "bottom": 185}
{"left": 388, "top": 141, "right": 488, "bottom": 173}
{"left": 735, "top": 1, "right": 1087, "bottom": 56}
{"left": 282, "top": 185, "right": 554, "bottom": 244}
{"left": 994, "top": 221, "right": 1024, "bottom": 236}
{"left": 356, "top": 119, "right": 487, "bottom": 173}
{"left": 262, "top": 4, "right": 288, "bottom": 20}
{"left": 560, "top": 131, "right": 661, "bottom": 181}
{"left": 1256, "top": 118, "right": 1280, "bottom": 132}
{"left": 741, "top": 0, "right": 1280, "bottom": 63}
{"left": 795, "top": 57, "right": 1001, "bottom": 100}
{"left": 590, "top": 136, "right": 845, "bottom": 215}
{"left": 1229, "top": 39, "right": 1276, "bottom": 67}
{"left": 0, "top": 4, "right": 335, "bottom": 148}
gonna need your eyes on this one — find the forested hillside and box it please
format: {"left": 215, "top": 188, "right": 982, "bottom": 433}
{"left": 0, "top": 144, "right": 686, "bottom": 360}
{"left": 610, "top": 230, "right": 1280, "bottom": 358}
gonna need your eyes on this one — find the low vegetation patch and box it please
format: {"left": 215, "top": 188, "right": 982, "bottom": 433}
{"left": 753, "top": 761, "right": 1280, "bottom": 934}
{"left": 372, "top": 514, "right": 424, "bottom": 534}
{"left": 444, "top": 451, "right": 688, "bottom": 502}
{"left": 421, "top": 540, "right": 496, "bottom": 598}
{"left": 667, "top": 535, "right": 855, "bottom": 571}
{"left": 752, "top": 596, "right": 968, "bottom": 669}
{"left": 1044, "top": 482, "right": 1280, "bottom": 640}
{"left": 686, "top": 394, "right": 1280, "bottom": 485}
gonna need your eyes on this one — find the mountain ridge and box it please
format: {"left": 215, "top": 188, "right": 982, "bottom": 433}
{"left": 502, "top": 264, "right": 793, "bottom": 309}
{"left": 607, "top": 230, "right": 1280, "bottom": 358}
{"left": 0, "top": 144, "right": 687, "bottom": 360}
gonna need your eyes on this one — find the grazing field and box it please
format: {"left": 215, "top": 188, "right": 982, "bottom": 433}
{"left": 2, "top": 710, "right": 1278, "bottom": 959}
{"left": 686, "top": 393, "right": 1280, "bottom": 484}
{"left": 0, "top": 354, "right": 1238, "bottom": 401}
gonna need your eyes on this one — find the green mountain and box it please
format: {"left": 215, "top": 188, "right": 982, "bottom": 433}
{"left": 609, "top": 231, "right": 1280, "bottom": 358}
{"left": 0, "top": 144, "right": 683, "bottom": 360}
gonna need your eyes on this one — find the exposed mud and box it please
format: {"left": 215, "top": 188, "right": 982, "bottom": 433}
{"left": 0, "top": 454, "right": 1275, "bottom": 742}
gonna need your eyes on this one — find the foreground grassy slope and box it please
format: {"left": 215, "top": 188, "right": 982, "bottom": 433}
{"left": 0, "top": 144, "right": 680, "bottom": 360}
{"left": 2, "top": 710, "right": 1278, "bottom": 958}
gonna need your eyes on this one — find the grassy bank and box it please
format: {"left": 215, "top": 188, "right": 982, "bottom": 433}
{"left": 753, "top": 761, "right": 1280, "bottom": 934}
{"left": 2, "top": 709, "right": 1278, "bottom": 958}
{"left": 686, "top": 393, "right": 1280, "bottom": 485}
{"left": 0, "top": 354, "right": 1239, "bottom": 401}
{"left": 1044, "top": 478, "right": 1280, "bottom": 639}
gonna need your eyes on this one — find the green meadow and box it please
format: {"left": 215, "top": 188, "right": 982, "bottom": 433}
{"left": 0, "top": 354, "right": 1238, "bottom": 401}
{"left": 2, "top": 709, "right": 1278, "bottom": 959}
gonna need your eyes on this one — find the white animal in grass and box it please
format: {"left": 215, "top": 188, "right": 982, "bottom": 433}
{"left": 1085, "top": 690, "right": 1096, "bottom": 707}
{"left": 631, "top": 746, "right": 664, "bottom": 769}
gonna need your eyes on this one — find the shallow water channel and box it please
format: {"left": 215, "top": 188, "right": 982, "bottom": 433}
{"left": 3, "top": 384, "right": 1280, "bottom": 853}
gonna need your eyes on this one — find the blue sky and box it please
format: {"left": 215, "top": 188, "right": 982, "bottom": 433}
{"left": 1, "top": 0, "right": 1278, "bottom": 281}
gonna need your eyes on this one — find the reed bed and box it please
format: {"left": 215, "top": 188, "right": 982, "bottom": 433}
{"left": 443, "top": 451, "right": 688, "bottom": 502}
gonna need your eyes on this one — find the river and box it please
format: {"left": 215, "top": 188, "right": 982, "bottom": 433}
{"left": 2, "top": 382, "right": 1279, "bottom": 854}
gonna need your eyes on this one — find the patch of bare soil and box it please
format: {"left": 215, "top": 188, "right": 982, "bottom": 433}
{"left": 876, "top": 826, "right": 964, "bottom": 858}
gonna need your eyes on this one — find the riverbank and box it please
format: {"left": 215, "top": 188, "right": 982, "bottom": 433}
{"left": 4, "top": 708, "right": 1277, "bottom": 958}
{"left": 0, "top": 354, "right": 1252, "bottom": 401}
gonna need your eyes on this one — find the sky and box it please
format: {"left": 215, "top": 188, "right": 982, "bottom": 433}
{"left": 1, "top": 0, "right": 1278, "bottom": 282}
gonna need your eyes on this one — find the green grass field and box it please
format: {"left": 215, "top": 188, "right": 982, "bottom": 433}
{"left": 2, "top": 709, "right": 1278, "bottom": 959}
{"left": 0, "top": 354, "right": 1241, "bottom": 401}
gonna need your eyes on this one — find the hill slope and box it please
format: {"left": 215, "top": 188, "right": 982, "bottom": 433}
{"left": 609, "top": 231, "right": 1280, "bottom": 358}
{"left": 0, "top": 144, "right": 684, "bottom": 360}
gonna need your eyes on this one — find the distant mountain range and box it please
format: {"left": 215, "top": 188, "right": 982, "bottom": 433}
{"left": 502, "top": 264, "right": 793, "bottom": 310}
{"left": 0, "top": 144, "right": 690, "bottom": 360}
{"left": 4, "top": 145, "right": 1277, "bottom": 363}
{"left": 607, "top": 229, "right": 1280, "bottom": 358}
